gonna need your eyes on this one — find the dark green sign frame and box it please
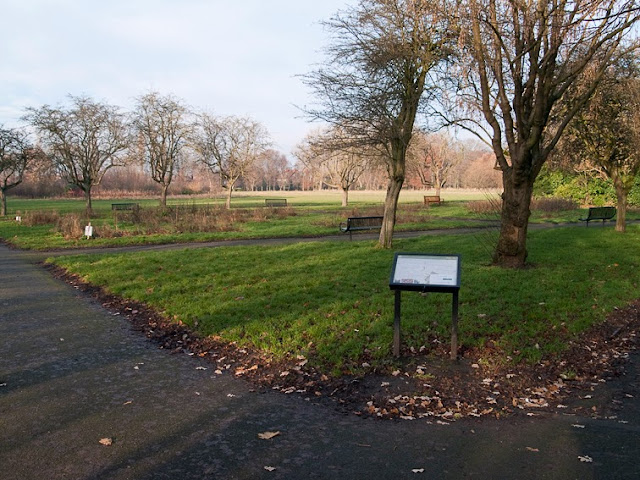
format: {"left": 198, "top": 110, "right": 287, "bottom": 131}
{"left": 389, "top": 253, "right": 461, "bottom": 360}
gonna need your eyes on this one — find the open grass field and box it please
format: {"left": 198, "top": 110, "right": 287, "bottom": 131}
{"left": 49, "top": 225, "right": 640, "bottom": 375}
{"left": 3, "top": 189, "right": 497, "bottom": 214}
{"left": 2, "top": 189, "right": 632, "bottom": 251}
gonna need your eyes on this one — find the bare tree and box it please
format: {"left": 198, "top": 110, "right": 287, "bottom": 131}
{"left": 257, "top": 149, "right": 289, "bottom": 191}
{"left": 0, "top": 127, "right": 36, "bottom": 216}
{"left": 407, "top": 131, "right": 461, "bottom": 196}
{"left": 192, "top": 114, "right": 270, "bottom": 209}
{"left": 133, "top": 92, "right": 191, "bottom": 206}
{"left": 293, "top": 130, "right": 327, "bottom": 191}
{"left": 302, "top": 0, "right": 453, "bottom": 247}
{"left": 449, "top": 0, "right": 639, "bottom": 267}
{"left": 25, "top": 95, "right": 129, "bottom": 213}
{"left": 295, "top": 128, "right": 369, "bottom": 206}
{"left": 563, "top": 54, "right": 640, "bottom": 232}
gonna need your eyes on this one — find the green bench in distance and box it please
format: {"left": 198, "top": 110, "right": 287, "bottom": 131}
{"left": 339, "top": 215, "right": 383, "bottom": 241}
{"left": 579, "top": 206, "right": 616, "bottom": 226}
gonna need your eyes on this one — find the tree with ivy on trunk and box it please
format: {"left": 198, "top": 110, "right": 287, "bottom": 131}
{"left": 449, "top": 0, "right": 639, "bottom": 267}
{"left": 302, "top": 0, "right": 453, "bottom": 248}
{"left": 133, "top": 92, "right": 191, "bottom": 207}
{"left": 25, "top": 96, "right": 129, "bottom": 214}
{"left": 563, "top": 54, "right": 640, "bottom": 232}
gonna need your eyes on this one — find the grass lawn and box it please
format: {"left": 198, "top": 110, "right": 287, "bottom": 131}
{"left": 3, "top": 189, "right": 497, "bottom": 214}
{"left": 3, "top": 189, "right": 630, "bottom": 251}
{"left": 49, "top": 225, "right": 640, "bottom": 375}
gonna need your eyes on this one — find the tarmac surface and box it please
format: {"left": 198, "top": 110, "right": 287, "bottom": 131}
{"left": 2, "top": 235, "right": 640, "bottom": 479}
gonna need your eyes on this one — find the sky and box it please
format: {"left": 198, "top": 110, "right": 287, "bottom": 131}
{"left": 0, "top": 0, "right": 355, "bottom": 158}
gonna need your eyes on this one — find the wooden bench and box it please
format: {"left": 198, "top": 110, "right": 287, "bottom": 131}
{"left": 579, "top": 206, "right": 616, "bottom": 226}
{"left": 423, "top": 195, "right": 443, "bottom": 206}
{"left": 265, "top": 198, "right": 287, "bottom": 207}
{"left": 339, "top": 216, "right": 383, "bottom": 241}
{"left": 111, "top": 203, "right": 139, "bottom": 211}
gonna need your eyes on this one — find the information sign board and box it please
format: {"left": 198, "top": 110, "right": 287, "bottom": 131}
{"left": 389, "top": 253, "right": 461, "bottom": 360}
{"left": 390, "top": 253, "right": 460, "bottom": 292}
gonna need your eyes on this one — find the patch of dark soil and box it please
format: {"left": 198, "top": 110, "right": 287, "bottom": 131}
{"left": 45, "top": 263, "right": 640, "bottom": 421}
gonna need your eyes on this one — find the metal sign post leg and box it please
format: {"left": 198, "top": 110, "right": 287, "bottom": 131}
{"left": 393, "top": 290, "right": 401, "bottom": 357}
{"left": 451, "top": 291, "right": 459, "bottom": 360}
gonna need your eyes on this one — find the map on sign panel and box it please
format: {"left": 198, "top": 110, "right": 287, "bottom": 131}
{"left": 392, "top": 255, "right": 458, "bottom": 287}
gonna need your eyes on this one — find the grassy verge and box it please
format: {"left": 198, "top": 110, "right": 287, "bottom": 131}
{"left": 50, "top": 225, "right": 640, "bottom": 375}
{"left": 4, "top": 191, "right": 629, "bottom": 251}
{"left": 0, "top": 201, "right": 498, "bottom": 250}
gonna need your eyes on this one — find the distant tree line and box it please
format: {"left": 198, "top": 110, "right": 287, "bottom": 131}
{"left": 5, "top": 93, "right": 500, "bottom": 212}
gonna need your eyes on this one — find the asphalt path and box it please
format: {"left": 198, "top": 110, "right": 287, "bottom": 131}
{"left": 2, "top": 228, "right": 640, "bottom": 479}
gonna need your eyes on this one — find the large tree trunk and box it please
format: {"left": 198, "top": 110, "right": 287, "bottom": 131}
{"left": 613, "top": 175, "right": 628, "bottom": 233}
{"left": 379, "top": 147, "right": 405, "bottom": 248}
{"left": 84, "top": 188, "right": 93, "bottom": 214}
{"left": 379, "top": 137, "right": 409, "bottom": 248}
{"left": 493, "top": 176, "right": 533, "bottom": 268}
{"left": 341, "top": 187, "right": 349, "bottom": 207}
{"left": 225, "top": 187, "right": 233, "bottom": 210}
{"left": 379, "top": 176, "right": 403, "bottom": 248}
{"left": 0, "top": 188, "right": 6, "bottom": 216}
{"left": 160, "top": 184, "right": 169, "bottom": 207}
{"left": 434, "top": 169, "right": 442, "bottom": 197}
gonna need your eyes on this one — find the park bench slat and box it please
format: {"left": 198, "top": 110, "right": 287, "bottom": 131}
{"left": 265, "top": 198, "right": 287, "bottom": 207}
{"left": 579, "top": 206, "right": 616, "bottom": 226}
{"left": 339, "top": 215, "right": 383, "bottom": 240}
{"left": 423, "top": 195, "right": 443, "bottom": 206}
{"left": 111, "top": 203, "right": 139, "bottom": 211}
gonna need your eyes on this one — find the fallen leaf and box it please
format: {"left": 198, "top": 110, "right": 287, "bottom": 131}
{"left": 525, "top": 447, "right": 539, "bottom": 452}
{"left": 264, "top": 466, "right": 276, "bottom": 472}
{"left": 578, "top": 455, "right": 593, "bottom": 463}
{"left": 412, "top": 468, "right": 425, "bottom": 473}
{"left": 123, "top": 400, "right": 133, "bottom": 406}
{"left": 99, "top": 438, "right": 113, "bottom": 446}
{"left": 195, "top": 366, "right": 207, "bottom": 370}
{"left": 571, "top": 424, "right": 586, "bottom": 429}
{"left": 258, "top": 431, "right": 281, "bottom": 440}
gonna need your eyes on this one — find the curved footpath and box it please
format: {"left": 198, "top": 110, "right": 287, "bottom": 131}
{"left": 17, "top": 221, "right": 566, "bottom": 260}
{"left": 1, "top": 227, "right": 640, "bottom": 479}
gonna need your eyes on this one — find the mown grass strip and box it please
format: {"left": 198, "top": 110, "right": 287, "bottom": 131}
{"left": 50, "top": 225, "right": 640, "bottom": 374}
